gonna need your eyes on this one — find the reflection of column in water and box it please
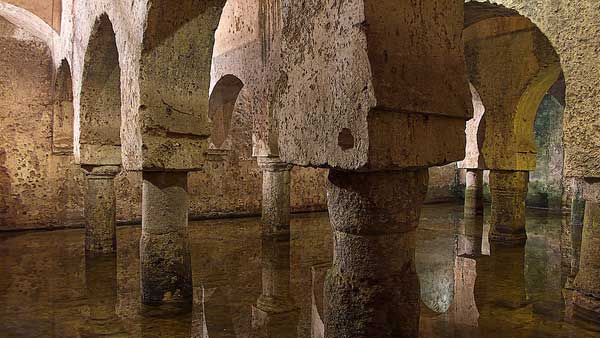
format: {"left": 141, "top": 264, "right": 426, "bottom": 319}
{"left": 252, "top": 235, "right": 299, "bottom": 338}
{"left": 310, "top": 263, "right": 330, "bottom": 338}
{"left": 573, "top": 196, "right": 600, "bottom": 324}
{"left": 451, "top": 256, "right": 480, "bottom": 331}
{"left": 193, "top": 285, "right": 236, "bottom": 338}
{"left": 81, "top": 254, "right": 126, "bottom": 337}
{"left": 140, "top": 312, "right": 192, "bottom": 338}
{"left": 458, "top": 216, "right": 484, "bottom": 258}
{"left": 474, "top": 243, "right": 531, "bottom": 336}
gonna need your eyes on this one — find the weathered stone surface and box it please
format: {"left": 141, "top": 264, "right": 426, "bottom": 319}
{"left": 324, "top": 169, "right": 428, "bottom": 338}
{"left": 0, "top": 17, "right": 84, "bottom": 230}
{"left": 475, "top": 0, "right": 600, "bottom": 178}
{"left": 276, "top": 0, "right": 472, "bottom": 170}
{"left": 77, "top": 13, "right": 122, "bottom": 167}
{"left": 464, "top": 169, "right": 484, "bottom": 217}
{"left": 464, "top": 2, "right": 561, "bottom": 171}
{"left": 489, "top": 170, "right": 529, "bottom": 244}
{"left": 258, "top": 157, "right": 293, "bottom": 237}
{"left": 83, "top": 165, "right": 120, "bottom": 256}
{"left": 573, "top": 181, "right": 600, "bottom": 323}
{"left": 140, "top": 172, "right": 192, "bottom": 311}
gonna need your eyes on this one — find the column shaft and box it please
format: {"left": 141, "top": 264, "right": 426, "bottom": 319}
{"left": 258, "top": 157, "right": 293, "bottom": 237}
{"left": 324, "top": 169, "right": 428, "bottom": 338}
{"left": 489, "top": 170, "right": 529, "bottom": 244}
{"left": 140, "top": 171, "right": 192, "bottom": 311}
{"left": 84, "top": 166, "right": 119, "bottom": 256}
{"left": 464, "top": 169, "right": 484, "bottom": 217}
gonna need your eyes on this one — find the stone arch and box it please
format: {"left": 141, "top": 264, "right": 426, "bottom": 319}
{"left": 138, "top": 0, "right": 227, "bottom": 170}
{"left": 0, "top": 1, "right": 58, "bottom": 50}
{"left": 208, "top": 74, "right": 244, "bottom": 150}
{"left": 78, "top": 13, "right": 122, "bottom": 166}
{"left": 52, "top": 59, "right": 74, "bottom": 154}
{"left": 463, "top": 1, "right": 563, "bottom": 172}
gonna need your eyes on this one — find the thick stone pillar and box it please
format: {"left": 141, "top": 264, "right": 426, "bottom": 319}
{"left": 83, "top": 165, "right": 120, "bottom": 256}
{"left": 140, "top": 171, "right": 192, "bottom": 312}
{"left": 257, "top": 157, "right": 293, "bottom": 237}
{"left": 489, "top": 170, "right": 529, "bottom": 244}
{"left": 464, "top": 169, "right": 484, "bottom": 217}
{"left": 252, "top": 235, "right": 299, "bottom": 338}
{"left": 573, "top": 182, "right": 600, "bottom": 323}
{"left": 324, "top": 169, "right": 428, "bottom": 338}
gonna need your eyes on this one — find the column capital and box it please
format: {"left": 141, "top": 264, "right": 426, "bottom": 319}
{"left": 257, "top": 157, "right": 293, "bottom": 172}
{"left": 82, "top": 165, "right": 121, "bottom": 178}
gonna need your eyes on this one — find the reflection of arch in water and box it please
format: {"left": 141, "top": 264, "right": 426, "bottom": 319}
{"left": 208, "top": 75, "right": 244, "bottom": 150}
{"left": 78, "top": 13, "right": 122, "bottom": 166}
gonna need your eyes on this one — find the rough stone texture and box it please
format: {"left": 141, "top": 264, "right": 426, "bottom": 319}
{"left": 427, "top": 164, "right": 462, "bottom": 203}
{"left": 83, "top": 165, "right": 119, "bottom": 256}
{"left": 0, "top": 17, "right": 84, "bottom": 230}
{"left": 464, "top": 169, "right": 484, "bottom": 217}
{"left": 471, "top": 0, "right": 600, "bottom": 179}
{"left": 324, "top": 169, "right": 428, "bottom": 338}
{"left": 573, "top": 181, "right": 600, "bottom": 323}
{"left": 463, "top": 2, "right": 561, "bottom": 171}
{"left": 140, "top": 172, "right": 192, "bottom": 310}
{"left": 277, "top": 0, "right": 472, "bottom": 170}
{"left": 77, "top": 14, "right": 122, "bottom": 167}
{"left": 258, "top": 157, "right": 293, "bottom": 237}
{"left": 489, "top": 170, "right": 529, "bottom": 243}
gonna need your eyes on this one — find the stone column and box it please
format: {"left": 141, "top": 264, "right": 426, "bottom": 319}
{"left": 464, "top": 169, "right": 484, "bottom": 217}
{"left": 83, "top": 165, "right": 120, "bottom": 256}
{"left": 573, "top": 181, "right": 600, "bottom": 323}
{"left": 324, "top": 169, "right": 428, "bottom": 338}
{"left": 458, "top": 215, "right": 484, "bottom": 258}
{"left": 252, "top": 235, "right": 299, "bottom": 338}
{"left": 257, "top": 157, "right": 293, "bottom": 237}
{"left": 489, "top": 170, "right": 529, "bottom": 244}
{"left": 140, "top": 171, "right": 193, "bottom": 312}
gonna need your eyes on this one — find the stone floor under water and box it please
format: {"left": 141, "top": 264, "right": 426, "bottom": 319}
{"left": 1, "top": 203, "right": 599, "bottom": 338}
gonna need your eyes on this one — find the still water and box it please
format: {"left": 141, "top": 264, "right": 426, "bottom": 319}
{"left": 0, "top": 204, "right": 598, "bottom": 337}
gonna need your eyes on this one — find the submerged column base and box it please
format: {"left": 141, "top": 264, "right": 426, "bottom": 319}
{"left": 324, "top": 169, "right": 428, "bottom": 338}
{"left": 140, "top": 171, "right": 192, "bottom": 313}
{"left": 83, "top": 165, "right": 120, "bottom": 257}
{"left": 489, "top": 170, "right": 529, "bottom": 245}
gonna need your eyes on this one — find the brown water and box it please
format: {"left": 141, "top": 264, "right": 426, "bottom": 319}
{"left": 0, "top": 204, "right": 598, "bottom": 337}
